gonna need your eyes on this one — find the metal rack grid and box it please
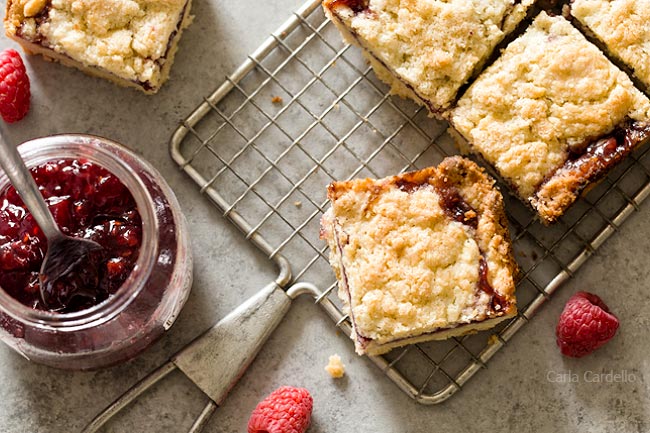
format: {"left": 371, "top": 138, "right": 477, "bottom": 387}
{"left": 170, "top": 0, "right": 650, "bottom": 403}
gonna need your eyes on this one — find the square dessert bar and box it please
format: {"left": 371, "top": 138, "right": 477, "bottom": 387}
{"left": 4, "top": 0, "right": 193, "bottom": 93}
{"left": 323, "top": 0, "right": 536, "bottom": 115}
{"left": 320, "top": 156, "right": 517, "bottom": 356}
{"left": 570, "top": 0, "right": 650, "bottom": 91}
{"left": 449, "top": 12, "right": 650, "bottom": 224}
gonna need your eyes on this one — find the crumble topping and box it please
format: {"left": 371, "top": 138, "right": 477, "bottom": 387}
{"left": 324, "top": 0, "right": 535, "bottom": 111}
{"left": 450, "top": 12, "right": 650, "bottom": 200}
{"left": 322, "top": 159, "right": 517, "bottom": 350}
{"left": 5, "top": 0, "right": 190, "bottom": 87}
{"left": 572, "top": 0, "right": 650, "bottom": 88}
{"left": 321, "top": 158, "right": 517, "bottom": 354}
{"left": 23, "top": 0, "right": 47, "bottom": 17}
{"left": 332, "top": 184, "right": 481, "bottom": 343}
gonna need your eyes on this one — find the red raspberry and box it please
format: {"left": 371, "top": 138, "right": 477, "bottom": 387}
{"left": 0, "top": 48, "right": 30, "bottom": 123}
{"left": 248, "top": 386, "right": 313, "bottom": 433}
{"left": 556, "top": 291, "right": 619, "bottom": 358}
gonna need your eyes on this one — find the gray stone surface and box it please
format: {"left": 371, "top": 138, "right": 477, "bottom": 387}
{"left": 0, "top": 0, "right": 648, "bottom": 432}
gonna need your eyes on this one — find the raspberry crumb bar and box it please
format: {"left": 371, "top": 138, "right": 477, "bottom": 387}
{"left": 4, "top": 0, "right": 193, "bottom": 94}
{"left": 570, "top": 0, "right": 650, "bottom": 91}
{"left": 323, "top": 0, "right": 535, "bottom": 115}
{"left": 320, "top": 157, "right": 517, "bottom": 356}
{"left": 449, "top": 12, "right": 650, "bottom": 224}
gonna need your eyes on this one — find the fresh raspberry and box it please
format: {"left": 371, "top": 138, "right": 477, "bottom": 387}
{"left": 556, "top": 291, "right": 619, "bottom": 358}
{"left": 0, "top": 49, "right": 30, "bottom": 123}
{"left": 248, "top": 386, "right": 313, "bottom": 433}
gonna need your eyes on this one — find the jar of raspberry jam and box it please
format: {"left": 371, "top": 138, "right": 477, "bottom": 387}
{"left": 0, "top": 134, "right": 192, "bottom": 370}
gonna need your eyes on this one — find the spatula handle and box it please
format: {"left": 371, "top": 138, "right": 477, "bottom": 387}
{"left": 172, "top": 282, "right": 292, "bottom": 404}
{"left": 83, "top": 282, "right": 314, "bottom": 433}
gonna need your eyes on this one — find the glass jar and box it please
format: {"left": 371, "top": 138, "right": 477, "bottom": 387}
{"left": 0, "top": 134, "right": 193, "bottom": 370}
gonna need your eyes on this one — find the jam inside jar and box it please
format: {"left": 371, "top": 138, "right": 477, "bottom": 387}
{"left": 0, "top": 159, "right": 143, "bottom": 312}
{"left": 0, "top": 135, "right": 193, "bottom": 370}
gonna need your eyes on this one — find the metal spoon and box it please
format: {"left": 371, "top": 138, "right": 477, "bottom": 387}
{"left": 0, "top": 135, "right": 104, "bottom": 311}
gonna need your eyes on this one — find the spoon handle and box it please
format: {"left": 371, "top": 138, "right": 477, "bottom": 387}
{"left": 0, "top": 135, "right": 61, "bottom": 239}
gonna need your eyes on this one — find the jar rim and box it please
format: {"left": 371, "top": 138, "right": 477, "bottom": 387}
{"left": 0, "top": 134, "right": 159, "bottom": 331}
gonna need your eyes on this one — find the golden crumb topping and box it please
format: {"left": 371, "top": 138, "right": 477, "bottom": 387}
{"left": 331, "top": 185, "right": 482, "bottom": 343}
{"left": 321, "top": 158, "right": 517, "bottom": 352}
{"left": 23, "top": 0, "right": 47, "bottom": 17}
{"left": 5, "top": 0, "right": 188, "bottom": 86}
{"left": 450, "top": 12, "right": 650, "bottom": 199}
{"left": 324, "top": 0, "right": 534, "bottom": 110}
{"left": 572, "top": 0, "right": 650, "bottom": 88}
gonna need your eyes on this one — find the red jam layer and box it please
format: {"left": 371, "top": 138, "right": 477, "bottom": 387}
{"left": 328, "top": 0, "right": 369, "bottom": 13}
{"left": 333, "top": 178, "right": 510, "bottom": 350}
{"left": 0, "top": 159, "right": 142, "bottom": 312}
{"left": 394, "top": 173, "right": 509, "bottom": 313}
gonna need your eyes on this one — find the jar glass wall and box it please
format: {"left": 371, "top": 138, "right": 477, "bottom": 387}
{"left": 0, "top": 134, "right": 193, "bottom": 370}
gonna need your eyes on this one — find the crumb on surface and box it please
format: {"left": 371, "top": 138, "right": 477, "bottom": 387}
{"left": 271, "top": 95, "right": 284, "bottom": 104}
{"left": 294, "top": 200, "right": 302, "bottom": 207}
{"left": 325, "top": 354, "right": 345, "bottom": 378}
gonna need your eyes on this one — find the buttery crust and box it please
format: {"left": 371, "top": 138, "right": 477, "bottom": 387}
{"left": 4, "top": 0, "right": 193, "bottom": 93}
{"left": 322, "top": 0, "right": 535, "bottom": 113}
{"left": 320, "top": 156, "right": 517, "bottom": 356}
{"left": 570, "top": 0, "right": 650, "bottom": 91}
{"left": 449, "top": 12, "right": 650, "bottom": 223}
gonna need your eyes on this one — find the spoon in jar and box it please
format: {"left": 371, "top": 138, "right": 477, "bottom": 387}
{"left": 0, "top": 136, "right": 104, "bottom": 311}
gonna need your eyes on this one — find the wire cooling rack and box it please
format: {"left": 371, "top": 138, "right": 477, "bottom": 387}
{"left": 170, "top": 0, "right": 650, "bottom": 403}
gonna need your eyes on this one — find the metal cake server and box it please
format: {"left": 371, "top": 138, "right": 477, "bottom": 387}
{"left": 82, "top": 281, "right": 334, "bottom": 433}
